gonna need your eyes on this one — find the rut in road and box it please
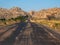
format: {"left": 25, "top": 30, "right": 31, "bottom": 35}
{"left": 14, "top": 22, "right": 33, "bottom": 45}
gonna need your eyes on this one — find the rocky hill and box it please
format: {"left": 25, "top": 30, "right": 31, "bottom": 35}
{"left": 29, "top": 8, "right": 60, "bottom": 19}
{"left": 0, "top": 7, "right": 60, "bottom": 20}
{"left": 0, "top": 7, "right": 28, "bottom": 20}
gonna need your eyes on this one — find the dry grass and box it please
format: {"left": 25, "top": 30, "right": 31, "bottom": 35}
{"left": 0, "top": 20, "right": 20, "bottom": 26}
{"left": 31, "top": 19, "right": 60, "bottom": 32}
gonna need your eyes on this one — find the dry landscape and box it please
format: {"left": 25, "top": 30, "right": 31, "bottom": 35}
{"left": 0, "top": 7, "right": 60, "bottom": 45}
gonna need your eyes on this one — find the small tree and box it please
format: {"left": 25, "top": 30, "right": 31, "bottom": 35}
{"left": 47, "top": 15, "right": 55, "bottom": 20}
{"left": 0, "top": 18, "right": 6, "bottom": 22}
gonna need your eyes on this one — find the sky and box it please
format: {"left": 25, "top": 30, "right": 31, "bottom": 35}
{"left": 0, "top": 0, "right": 60, "bottom": 11}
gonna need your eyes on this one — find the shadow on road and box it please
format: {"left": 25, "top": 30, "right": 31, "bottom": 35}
{"left": 0, "top": 21, "right": 27, "bottom": 45}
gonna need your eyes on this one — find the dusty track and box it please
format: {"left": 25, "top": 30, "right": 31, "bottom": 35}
{"left": 0, "top": 21, "right": 60, "bottom": 45}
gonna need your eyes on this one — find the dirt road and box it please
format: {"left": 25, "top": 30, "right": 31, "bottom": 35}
{"left": 0, "top": 21, "right": 60, "bottom": 45}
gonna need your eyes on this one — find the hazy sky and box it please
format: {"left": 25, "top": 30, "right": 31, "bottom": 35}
{"left": 0, "top": 0, "right": 60, "bottom": 11}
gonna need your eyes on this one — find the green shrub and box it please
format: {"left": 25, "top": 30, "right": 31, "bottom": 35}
{"left": 47, "top": 15, "right": 56, "bottom": 20}
{"left": 0, "top": 18, "right": 6, "bottom": 22}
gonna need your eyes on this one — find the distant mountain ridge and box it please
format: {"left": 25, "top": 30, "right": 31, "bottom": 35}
{"left": 0, "top": 7, "right": 60, "bottom": 20}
